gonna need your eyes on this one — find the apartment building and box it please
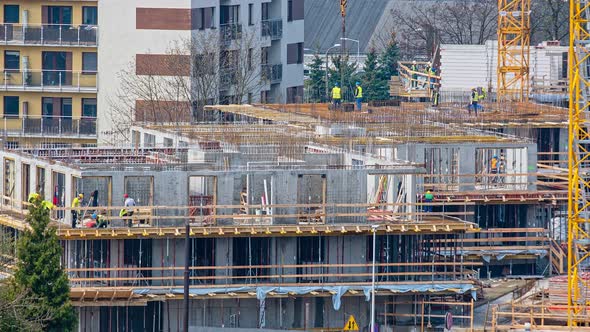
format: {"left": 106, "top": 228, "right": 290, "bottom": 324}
{"left": 98, "top": 0, "right": 305, "bottom": 144}
{"left": 0, "top": 1, "right": 98, "bottom": 147}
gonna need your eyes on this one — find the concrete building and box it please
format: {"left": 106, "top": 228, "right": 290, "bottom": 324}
{"left": 0, "top": 1, "right": 98, "bottom": 146}
{"left": 98, "top": 0, "right": 305, "bottom": 143}
{"left": 0, "top": 101, "right": 570, "bottom": 330}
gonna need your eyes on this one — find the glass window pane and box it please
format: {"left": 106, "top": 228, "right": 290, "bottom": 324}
{"left": 82, "top": 98, "right": 97, "bottom": 117}
{"left": 4, "top": 5, "right": 19, "bottom": 23}
{"left": 3, "top": 96, "right": 19, "bottom": 117}
{"left": 4, "top": 51, "right": 19, "bottom": 71}
{"left": 82, "top": 7, "right": 98, "bottom": 25}
{"left": 82, "top": 52, "right": 97, "bottom": 73}
{"left": 61, "top": 98, "right": 72, "bottom": 118}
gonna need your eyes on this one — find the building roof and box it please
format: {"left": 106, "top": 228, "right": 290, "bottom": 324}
{"left": 304, "top": 0, "right": 394, "bottom": 54}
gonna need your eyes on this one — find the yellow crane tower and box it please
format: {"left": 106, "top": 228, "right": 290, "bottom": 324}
{"left": 569, "top": 0, "right": 590, "bottom": 326}
{"left": 497, "top": 0, "right": 530, "bottom": 102}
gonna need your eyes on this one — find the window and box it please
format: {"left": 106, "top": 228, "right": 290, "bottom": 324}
{"left": 220, "top": 5, "right": 239, "bottom": 24}
{"left": 4, "top": 51, "right": 19, "bottom": 72}
{"left": 193, "top": 7, "right": 214, "bottom": 29}
{"left": 288, "top": 0, "right": 304, "bottom": 21}
{"left": 3, "top": 96, "right": 19, "bottom": 118}
{"left": 287, "top": 42, "right": 304, "bottom": 64}
{"left": 261, "top": 47, "right": 269, "bottom": 64}
{"left": 247, "top": 48, "right": 253, "bottom": 70}
{"left": 248, "top": 4, "right": 254, "bottom": 26}
{"left": 82, "top": 98, "right": 97, "bottom": 117}
{"left": 44, "top": 6, "right": 72, "bottom": 25}
{"left": 82, "top": 52, "right": 97, "bottom": 74}
{"left": 42, "top": 97, "right": 72, "bottom": 117}
{"left": 3, "top": 5, "right": 19, "bottom": 23}
{"left": 82, "top": 6, "right": 98, "bottom": 25}
{"left": 261, "top": 3, "right": 269, "bottom": 21}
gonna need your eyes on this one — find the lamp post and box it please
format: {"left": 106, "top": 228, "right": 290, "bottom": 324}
{"left": 340, "top": 37, "right": 360, "bottom": 65}
{"left": 371, "top": 224, "right": 379, "bottom": 332}
{"left": 325, "top": 44, "right": 341, "bottom": 101}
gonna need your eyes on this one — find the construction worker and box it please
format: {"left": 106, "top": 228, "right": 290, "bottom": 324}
{"left": 469, "top": 88, "right": 479, "bottom": 116}
{"left": 424, "top": 190, "right": 434, "bottom": 212}
{"left": 411, "top": 60, "right": 418, "bottom": 88}
{"left": 92, "top": 213, "right": 108, "bottom": 228}
{"left": 120, "top": 193, "right": 136, "bottom": 227}
{"left": 331, "top": 83, "right": 342, "bottom": 109}
{"left": 427, "top": 63, "right": 437, "bottom": 89}
{"left": 354, "top": 81, "right": 363, "bottom": 111}
{"left": 490, "top": 155, "right": 499, "bottom": 184}
{"left": 71, "top": 193, "right": 83, "bottom": 228}
{"left": 477, "top": 87, "right": 487, "bottom": 112}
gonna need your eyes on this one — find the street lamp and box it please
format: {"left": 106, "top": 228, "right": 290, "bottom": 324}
{"left": 340, "top": 37, "right": 360, "bottom": 64}
{"left": 325, "top": 43, "right": 341, "bottom": 101}
{"left": 370, "top": 224, "right": 379, "bottom": 332}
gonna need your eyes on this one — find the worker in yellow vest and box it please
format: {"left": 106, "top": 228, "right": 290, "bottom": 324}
{"left": 354, "top": 82, "right": 363, "bottom": 111}
{"left": 71, "top": 193, "right": 83, "bottom": 228}
{"left": 331, "top": 83, "right": 342, "bottom": 110}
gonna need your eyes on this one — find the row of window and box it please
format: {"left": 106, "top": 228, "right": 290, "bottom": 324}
{"left": 3, "top": 4, "right": 98, "bottom": 25}
{"left": 194, "top": 1, "right": 303, "bottom": 30}
{"left": 2, "top": 51, "right": 97, "bottom": 73}
{"left": 2, "top": 96, "right": 96, "bottom": 118}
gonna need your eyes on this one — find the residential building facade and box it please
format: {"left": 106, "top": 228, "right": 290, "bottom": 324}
{"left": 0, "top": 1, "right": 98, "bottom": 147}
{"left": 98, "top": 0, "right": 305, "bottom": 144}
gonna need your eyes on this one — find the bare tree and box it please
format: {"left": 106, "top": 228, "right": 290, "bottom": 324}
{"left": 531, "top": 0, "right": 568, "bottom": 43}
{"left": 106, "top": 27, "right": 263, "bottom": 143}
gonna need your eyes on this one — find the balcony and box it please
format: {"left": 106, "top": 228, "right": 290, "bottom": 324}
{"left": 261, "top": 19, "right": 282, "bottom": 40}
{"left": 0, "top": 70, "right": 97, "bottom": 93}
{"left": 0, "top": 116, "right": 97, "bottom": 138}
{"left": 0, "top": 24, "right": 98, "bottom": 47}
{"left": 261, "top": 63, "right": 282, "bottom": 83}
{"left": 219, "top": 23, "right": 242, "bottom": 45}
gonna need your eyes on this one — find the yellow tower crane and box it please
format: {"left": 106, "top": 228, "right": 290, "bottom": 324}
{"left": 569, "top": 0, "right": 590, "bottom": 326}
{"left": 497, "top": 0, "right": 531, "bottom": 102}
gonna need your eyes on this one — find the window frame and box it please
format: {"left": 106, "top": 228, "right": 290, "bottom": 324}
{"left": 3, "top": 5, "right": 19, "bottom": 24}
{"left": 248, "top": 4, "right": 254, "bottom": 26}
{"left": 4, "top": 50, "right": 20, "bottom": 72}
{"left": 82, "top": 6, "right": 98, "bottom": 26}
{"left": 82, "top": 52, "right": 97, "bottom": 74}
{"left": 3, "top": 96, "right": 19, "bottom": 118}
{"left": 82, "top": 98, "right": 97, "bottom": 117}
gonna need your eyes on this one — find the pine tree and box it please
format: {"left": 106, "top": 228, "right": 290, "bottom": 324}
{"left": 361, "top": 49, "right": 389, "bottom": 101}
{"left": 15, "top": 196, "right": 77, "bottom": 331}
{"left": 307, "top": 54, "right": 326, "bottom": 102}
{"left": 378, "top": 32, "right": 401, "bottom": 84}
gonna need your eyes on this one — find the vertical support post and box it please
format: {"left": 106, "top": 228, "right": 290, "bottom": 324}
{"left": 183, "top": 218, "right": 190, "bottom": 332}
{"left": 420, "top": 298, "right": 425, "bottom": 332}
{"left": 470, "top": 298, "right": 474, "bottom": 332}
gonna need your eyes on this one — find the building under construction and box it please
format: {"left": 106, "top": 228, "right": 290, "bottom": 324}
{"left": 0, "top": 98, "right": 574, "bottom": 331}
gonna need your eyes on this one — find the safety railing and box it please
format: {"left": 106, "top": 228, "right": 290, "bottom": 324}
{"left": 0, "top": 116, "right": 97, "bottom": 138}
{"left": 65, "top": 262, "right": 480, "bottom": 289}
{"left": 261, "top": 63, "right": 282, "bottom": 83}
{"left": 219, "top": 23, "right": 242, "bottom": 44}
{"left": 261, "top": 19, "right": 282, "bottom": 40}
{"left": 0, "top": 70, "right": 97, "bottom": 91}
{"left": 391, "top": 61, "right": 441, "bottom": 98}
{"left": 0, "top": 23, "right": 98, "bottom": 46}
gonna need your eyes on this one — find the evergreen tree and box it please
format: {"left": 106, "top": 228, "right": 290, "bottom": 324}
{"left": 378, "top": 32, "right": 401, "bottom": 83}
{"left": 306, "top": 54, "right": 326, "bottom": 102}
{"left": 328, "top": 54, "right": 360, "bottom": 101}
{"left": 361, "top": 49, "right": 389, "bottom": 101}
{"left": 15, "top": 196, "right": 76, "bottom": 331}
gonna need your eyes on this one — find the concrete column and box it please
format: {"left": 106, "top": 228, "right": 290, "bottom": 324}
{"left": 526, "top": 145, "right": 537, "bottom": 191}
{"left": 458, "top": 146, "right": 476, "bottom": 191}
{"left": 404, "top": 174, "right": 416, "bottom": 220}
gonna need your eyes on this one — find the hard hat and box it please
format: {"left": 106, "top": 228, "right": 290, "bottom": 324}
{"left": 124, "top": 194, "right": 129, "bottom": 198}
{"left": 493, "top": 155, "right": 498, "bottom": 158}
{"left": 356, "top": 81, "right": 360, "bottom": 86}
{"left": 78, "top": 193, "right": 83, "bottom": 198}
{"left": 427, "top": 190, "right": 431, "bottom": 194}
{"left": 412, "top": 60, "right": 417, "bottom": 64}
{"left": 335, "top": 82, "right": 339, "bottom": 87}
{"left": 91, "top": 213, "right": 97, "bottom": 219}
{"left": 427, "top": 62, "right": 431, "bottom": 66}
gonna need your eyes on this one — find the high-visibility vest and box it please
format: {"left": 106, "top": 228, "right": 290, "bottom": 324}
{"left": 119, "top": 209, "right": 127, "bottom": 217}
{"left": 355, "top": 86, "right": 363, "bottom": 98}
{"left": 332, "top": 87, "right": 341, "bottom": 99}
{"left": 477, "top": 88, "right": 487, "bottom": 101}
{"left": 424, "top": 193, "right": 434, "bottom": 200}
{"left": 491, "top": 158, "right": 498, "bottom": 170}
{"left": 411, "top": 65, "right": 417, "bottom": 72}
{"left": 471, "top": 91, "right": 479, "bottom": 102}
{"left": 72, "top": 197, "right": 80, "bottom": 208}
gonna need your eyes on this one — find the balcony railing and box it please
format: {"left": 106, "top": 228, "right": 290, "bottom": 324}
{"left": 0, "top": 23, "right": 98, "bottom": 46}
{"left": 0, "top": 70, "right": 97, "bottom": 92}
{"left": 219, "top": 23, "right": 242, "bottom": 43}
{"left": 261, "top": 19, "right": 283, "bottom": 40}
{"left": 0, "top": 116, "right": 97, "bottom": 138}
{"left": 261, "top": 63, "right": 282, "bottom": 83}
